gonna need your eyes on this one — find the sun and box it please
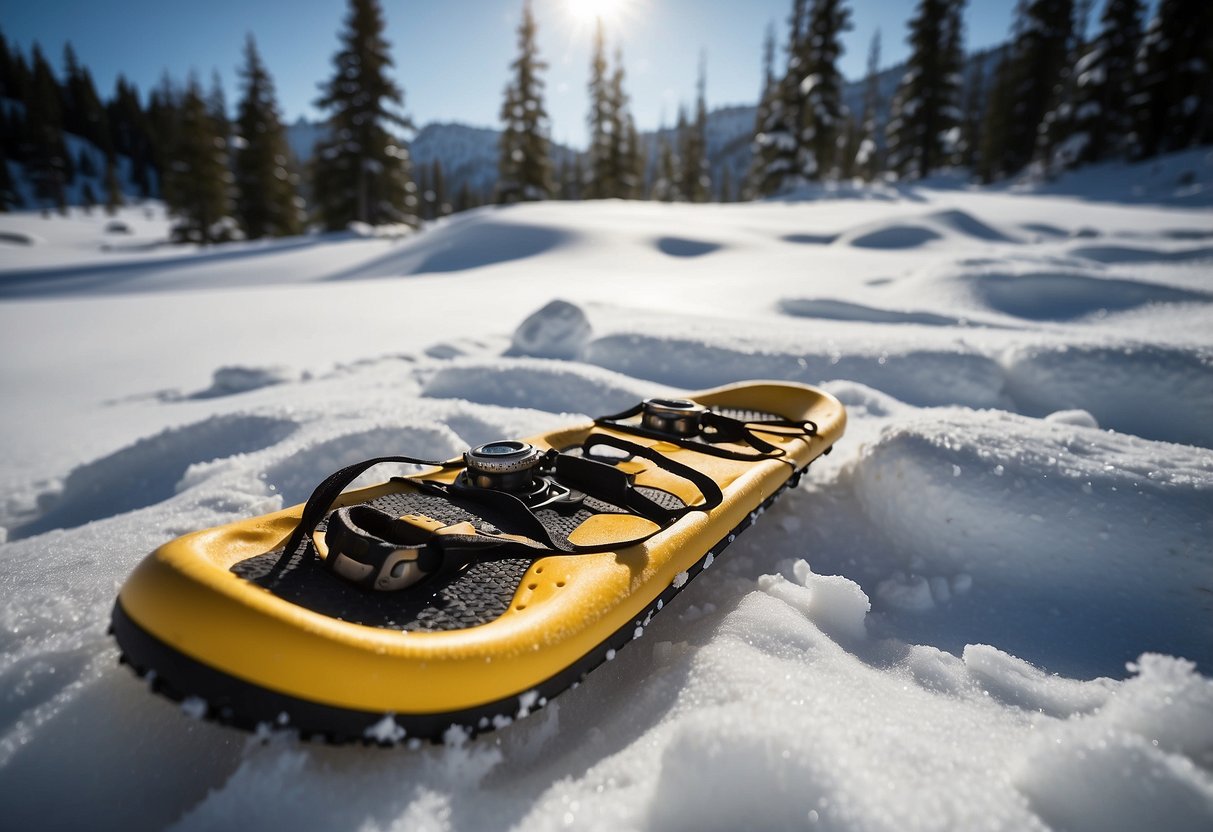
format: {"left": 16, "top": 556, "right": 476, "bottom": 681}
{"left": 565, "top": 0, "right": 632, "bottom": 26}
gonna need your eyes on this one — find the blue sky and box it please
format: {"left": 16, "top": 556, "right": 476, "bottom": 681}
{"left": 5, "top": 1, "right": 1031, "bottom": 148}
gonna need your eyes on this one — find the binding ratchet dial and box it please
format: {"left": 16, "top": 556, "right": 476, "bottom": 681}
{"left": 463, "top": 440, "right": 547, "bottom": 492}
{"left": 641, "top": 397, "right": 707, "bottom": 437}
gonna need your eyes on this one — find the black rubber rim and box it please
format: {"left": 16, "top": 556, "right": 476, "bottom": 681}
{"left": 110, "top": 469, "right": 804, "bottom": 746}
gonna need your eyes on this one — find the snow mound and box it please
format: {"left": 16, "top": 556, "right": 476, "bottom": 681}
{"left": 835, "top": 208, "right": 1019, "bottom": 249}
{"left": 189, "top": 365, "right": 301, "bottom": 399}
{"left": 1044, "top": 409, "right": 1099, "bottom": 428}
{"left": 330, "top": 218, "right": 577, "bottom": 279}
{"left": 1014, "top": 655, "right": 1213, "bottom": 832}
{"left": 586, "top": 332, "right": 1007, "bottom": 408}
{"left": 851, "top": 409, "right": 1213, "bottom": 674}
{"left": 423, "top": 357, "right": 674, "bottom": 416}
{"left": 1003, "top": 343, "right": 1213, "bottom": 447}
{"left": 507, "top": 299, "right": 592, "bottom": 360}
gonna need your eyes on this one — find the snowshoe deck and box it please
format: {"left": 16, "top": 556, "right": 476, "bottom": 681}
{"left": 111, "top": 381, "right": 845, "bottom": 744}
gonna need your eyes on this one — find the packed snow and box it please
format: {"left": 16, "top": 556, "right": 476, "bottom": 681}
{"left": 1, "top": 151, "right": 1211, "bottom": 830}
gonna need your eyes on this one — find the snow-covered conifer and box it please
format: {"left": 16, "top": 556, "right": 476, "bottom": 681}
{"left": 754, "top": 0, "right": 808, "bottom": 195}
{"left": 744, "top": 23, "right": 781, "bottom": 198}
{"left": 312, "top": 0, "right": 417, "bottom": 229}
{"left": 680, "top": 57, "right": 711, "bottom": 202}
{"left": 1132, "top": 0, "right": 1213, "bottom": 157}
{"left": 24, "top": 44, "right": 71, "bottom": 212}
{"left": 104, "top": 155, "right": 123, "bottom": 215}
{"left": 1044, "top": 0, "right": 1143, "bottom": 170}
{"left": 798, "top": 0, "right": 853, "bottom": 180}
{"left": 1003, "top": 0, "right": 1075, "bottom": 174}
{"left": 585, "top": 21, "right": 615, "bottom": 199}
{"left": 162, "top": 75, "right": 233, "bottom": 243}
{"left": 233, "top": 35, "right": 302, "bottom": 238}
{"left": 496, "top": 0, "right": 553, "bottom": 204}
{"left": 852, "top": 30, "right": 883, "bottom": 181}
{"left": 652, "top": 132, "right": 679, "bottom": 202}
{"left": 886, "top": 1, "right": 966, "bottom": 179}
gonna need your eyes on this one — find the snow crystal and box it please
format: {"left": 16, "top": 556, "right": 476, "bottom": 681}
{"left": 180, "top": 696, "right": 208, "bottom": 720}
{"left": 362, "top": 714, "right": 406, "bottom": 745}
{"left": 1044, "top": 409, "right": 1100, "bottom": 429}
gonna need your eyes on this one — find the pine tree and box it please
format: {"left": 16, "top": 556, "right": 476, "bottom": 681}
{"left": 745, "top": 23, "right": 780, "bottom": 198}
{"left": 608, "top": 47, "right": 640, "bottom": 198}
{"left": 146, "top": 73, "right": 180, "bottom": 193}
{"left": 853, "top": 30, "right": 884, "bottom": 180}
{"left": 621, "top": 110, "right": 643, "bottom": 199}
{"left": 208, "top": 70, "right": 230, "bottom": 142}
{"left": 24, "top": 44, "right": 71, "bottom": 212}
{"left": 416, "top": 161, "right": 433, "bottom": 220}
{"left": 958, "top": 49, "right": 989, "bottom": 170}
{"left": 0, "top": 34, "right": 27, "bottom": 163}
{"left": 1132, "top": 0, "right": 1213, "bottom": 157}
{"left": 798, "top": 0, "right": 853, "bottom": 180}
{"left": 108, "top": 76, "right": 154, "bottom": 197}
{"left": 312, "top": 0, "right": 416, "bottom": 229}
{"left": 431, "top": 159, "right": 449, "bottom": 216}
{"left": 977, "top": 53, "right": 1015, "bottom": 181}
{"left": 680, "top": 57, "right": 711, "bottom": 202}
{"left": 718, "top": 165, "right": 734, "bottom": 202}
{"left": 0, "top": 142, "right": 19, "bottom": 210}
{"left": 104, "top": 155, "right": 124, "bottom": 215}
{"left": 759, "top": 0, "right": 810, "bottom": 194}
{"left": 652, "top": 132, "right": 679, "bottom": 201}
{"left": 1044, "top": 0, "right": 1143, "bottom": 169}
{"left": 233, "top": 35, "right": 302, "bottom": 238}
{"left": 565, "top": 153, "right": 584, "bottom": 200}
{"left": 886, "top": 1, "right": 966, "bottom": 179}
{"left": 162, "top": 75, "right": 233, "bottom": 243}
{"left": 1003, "top": 0, "right": 1075, "bottom": 174}
{"left": 585, "top": 20, "right": 615, "bottom": 199}
{"left": 62, "top": 44, "right": 110, "bottom": 155}
{"left": 497, "top": 0, "right": 553, "bottom": 203}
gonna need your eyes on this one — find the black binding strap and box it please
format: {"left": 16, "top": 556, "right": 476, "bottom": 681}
{"left": 594, "top": 403, "right": 817, "bottom": 461}
{"left": 281, "top": 454, "right": 463, "bottom": 558}
{"left": 286, "top": 433, "right": 727, "bottom": 591}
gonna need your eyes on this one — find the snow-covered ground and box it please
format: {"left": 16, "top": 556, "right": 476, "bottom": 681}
{"left": 1, "top": 152, "right": 1212, "bottom": 830}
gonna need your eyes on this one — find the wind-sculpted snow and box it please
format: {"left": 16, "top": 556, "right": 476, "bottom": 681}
{"left": 585, "top": 332, "right": 1009, "bottom": 409}
{"left": 1003, "top": 343, "right": 1213, "bottom": 447}
{"left": 835, "top": 208, "right": 1021, "bottom": 249}
{"left": 778, "top": 297, "right": 973, "bottom": 327}
{"left": 849, "top": 409, "right": 1213, "bottom": 676}
{"left": 969, "top": 270, "right": 1212, "bottom": 320}
{"left": 1, "top": 174, "right": 1211, "bottom": 830}
{"left": 423, "top": 357, "right": 677, "bottom": 417}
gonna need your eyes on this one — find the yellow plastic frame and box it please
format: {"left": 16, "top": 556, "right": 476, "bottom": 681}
{"left": 117, "top": 381, "right": 846, "bottom": 714}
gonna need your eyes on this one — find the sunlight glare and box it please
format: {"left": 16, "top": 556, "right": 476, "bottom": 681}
{"left": 565, "top": 0, "right": 631, "bottom": 27}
